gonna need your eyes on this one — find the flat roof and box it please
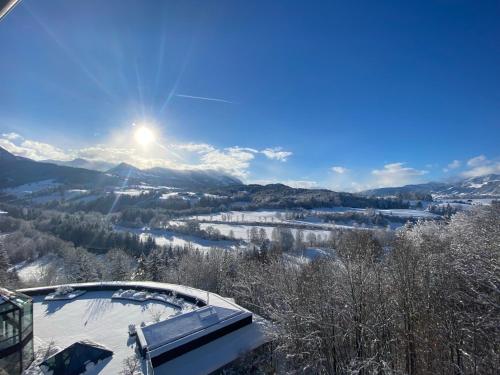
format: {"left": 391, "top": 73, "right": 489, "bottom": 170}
{"left": 30, "top": 290, "right": 181, "bottom": 374}
{"left": 0, "top": 287, "right": 31, "bottom": 308}
{"left": 19, "top": 282, "right": 271, "bottom": 375}
{"left": 140, "top": 305, "right": 242, "bottom": 352}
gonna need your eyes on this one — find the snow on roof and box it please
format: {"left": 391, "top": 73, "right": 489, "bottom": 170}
{"left": 0, "top": 287, "right": 30, "bottom": 307}
{"left": 154, "top": 317, "right": 270, "bottom": 375}
{"left": 140, "top": 306, "right": 240, "bottom": 350}
{"left": 23, "top": 289, "right": 181, "bottom": 374}
{"left": 18, "top": 282, "right": 271, "bottom": 375}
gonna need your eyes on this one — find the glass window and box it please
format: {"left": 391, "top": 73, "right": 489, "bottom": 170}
{"left": 0, "top": 308, "right": 20, "bottom": 350}
{"left": 21, "top": 301, "right": 32, "bottom": 340}
{"left": 22, "top": 338, "right": 34, "bottom": 369}
{"left": 0, "top": 350, "right": 21, "bottom": 374}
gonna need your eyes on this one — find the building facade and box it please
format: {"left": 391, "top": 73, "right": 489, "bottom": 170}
{"left": 0, "top": 288, "right": 34, "bottom": 374}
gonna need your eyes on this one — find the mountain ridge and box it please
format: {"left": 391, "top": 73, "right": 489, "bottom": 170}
{"left": 0, "top": 147, "right": 242, "bottom": 190}
{"left": 362, "top": 174, "right": 500, "bottom": 198}
{"left": 42, "top": 158, "right": 116, "bottom": 172}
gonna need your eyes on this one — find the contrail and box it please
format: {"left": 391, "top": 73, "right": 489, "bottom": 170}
{"left": 175, "top": 94, "right": 233, "bottom": 104}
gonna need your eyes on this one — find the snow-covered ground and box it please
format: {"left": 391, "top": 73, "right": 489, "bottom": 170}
{"left": 160, "top": 192, "right": 180, "bottom": 199}
{"left": 190, "top": 207, "right": 438, "bottom": 224}
{"left": 14, "top": 254, "right": 64, "bottom": 283}
{"left": 114, "top": 189, "right": 149, "bottom": 197}
{"left": 190, "top": 210, "right": 290, "bottom": 223}
{"left": 23, "top": 281, "right": 271, "bottom": 375}
{"left": 198, "top": 223, "right": 333, "bottom": 242}
{"left": 115, "top": 226, "right": 241, "bottom": 251}
{"left": 436, "top": 198, "right": 494, "bottom": 205}
{"left": 159, "top": 191, "right": 201, "bottom": 204}
{"left": 1, "top": 179, "right": 61, "bottom": 196}
{"left": 375, "top": 209, "right": 438, "bottom": 218}
{"left": 203, "top": 193, "right": 228, "bottom": 199}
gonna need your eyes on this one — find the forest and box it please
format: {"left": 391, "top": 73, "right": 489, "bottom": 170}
{"left": 0, "top": 202, "right": 498, "bottom": 374}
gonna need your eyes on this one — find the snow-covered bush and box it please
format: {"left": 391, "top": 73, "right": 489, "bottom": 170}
{"left": 54, "top": 285, "right": 73, "bottom": 296}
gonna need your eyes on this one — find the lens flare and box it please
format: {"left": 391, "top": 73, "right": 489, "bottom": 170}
{"left": 134, "top": 126, "right": 155, "bottom": 146}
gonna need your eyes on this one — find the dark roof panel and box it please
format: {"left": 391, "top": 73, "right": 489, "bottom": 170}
{"left": 41, "top": 340, "right": 113, "bottom": 375}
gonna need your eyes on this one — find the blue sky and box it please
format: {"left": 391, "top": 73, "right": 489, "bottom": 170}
{"left": 0, "top": 0, "right": 499, "bottom": 191}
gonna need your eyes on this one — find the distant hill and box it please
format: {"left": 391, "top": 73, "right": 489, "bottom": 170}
{"left": 42, "top": 158, "right": 116, "bottom": 172}
{"left": 208, "top": 183, "right": 408, "bottom": 209}
{"left": 362, "top": 174, "right": 500, "bottom": 199}
{"left": 107, "top": 163, "right": 242, "bottom": 189}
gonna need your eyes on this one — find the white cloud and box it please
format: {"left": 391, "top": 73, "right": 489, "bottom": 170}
{"left": 0, "top": 133, "right": 293, "bottom": 179}
{"left": 1, "top": 132, "right": 23, "bottom": 141}
{"left": 261, "top": 147, "right": 292, "bottom": 162}
{"left": 0, "top": 136, "right": 70, "bottom": 161}
{"left": 467, "top": 155, "right": 487, "bottom": 167}
{"left": 461, "top": 155, "right": 500, "bottom": 178}
{"left": 443, "top": 159, "right": 461, "bottom": 173}
{"left": 172, "top": 143, "right": 215, "bottom": 153}
{"left": 448, "top": 159, "right": 461, "bottom": 169}
{"left": 331, "top": 166, "right": 348, "bottom": 174}
{"left": 371, "top": 162, "right": 428, "bottom": 187}
{"left": 200, "top": 147, "right": 255, "bottom": 178}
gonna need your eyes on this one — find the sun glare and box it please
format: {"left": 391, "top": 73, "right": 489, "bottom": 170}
{"left": 134, "top": 125, "right": 155, "bottom": 146}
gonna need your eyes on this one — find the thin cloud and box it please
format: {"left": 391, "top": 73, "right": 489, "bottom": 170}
{"left": 173, "top": 143, "right": 215, "bottom": 154}
{"left": 331, "top": 166, "right": 348, "bottom": 174}
{"left": 1, "top": 132, "right": 22, "bottom": 141}
{"left": 0, "top": 133, "right": 71, "bottom": 161}
{"left": 467, "top": 155, "right": 487, "bottom": 167}
{"left": 461, "top": 155, "right": 500, "bottom": 178}
{"left": 443, "top": 159, "right": 461, "bottom": 172}
{"left": 175, "top": 94, "right": 234, "bottom": 104}
{"left": 261, "top": 147, "right": 292, "bottom": 162}
{"left": 371, "top": 162, "right": 428, "bottom": 187}
{"left": 0, "top": 132, "right": 290, "bottom": 180}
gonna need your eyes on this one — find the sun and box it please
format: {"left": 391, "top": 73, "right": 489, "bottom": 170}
{"left": 134, "top": 125, "right": 155, "bottom": 146}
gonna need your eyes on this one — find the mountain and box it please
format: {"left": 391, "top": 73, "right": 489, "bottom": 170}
{"left": 0, "top": 146, "right": 26, "bottom": 161}
{"left": 0, "top": 147, "right": 118, "bottom": 189}
{"left": 42, "top": 158, "right": 116, "bottom": 172}
{"left": 362, "top": 174, "right": 500, "bottom": 199}
{"left": 0, "top": 147, "right": 243, "bottom": 191}
{"left": 107, "top": 163, "right": 242, "bottom": 189}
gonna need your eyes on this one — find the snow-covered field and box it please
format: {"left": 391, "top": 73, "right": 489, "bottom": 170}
{"left": 160, "top": 191, "right": 200, "bottom": 203}
{"left": 1, "top": 179, "right": 61, "bottom": 196}
{"left": 198, "top": 223, "right": 333, "bottom": 242}
{"left": 191, "top": 207, "right": 438, "bottom": 223}
{"left": 14, "top": 254, "right": 64, "bottom": 283}
{"left": 190, "top": 210, "right": 290, "bottom": 223}
{"left": 114, "top": 189, "right": 149, "bottom": 197}
{"left": 116, "top": 226, "right": 240, "bottom": 251}
{"left": 375, "top": 209, "right": 438, "bottom": 218}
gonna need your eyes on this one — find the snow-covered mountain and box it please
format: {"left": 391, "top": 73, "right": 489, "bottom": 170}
{"left": 0, "top": 147, "right": 242, "bottom": 190}
{"left": 362, "top": 174, "right": 500, "bottom": 198}
{"left": 107, "top": 163, "right": 242, "bottom": 188}
{"left": 42, "top": 158, "right": 116, "bottom": 172}
{"left": 0, "top": 147, "right": 118, "bottom": 189}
